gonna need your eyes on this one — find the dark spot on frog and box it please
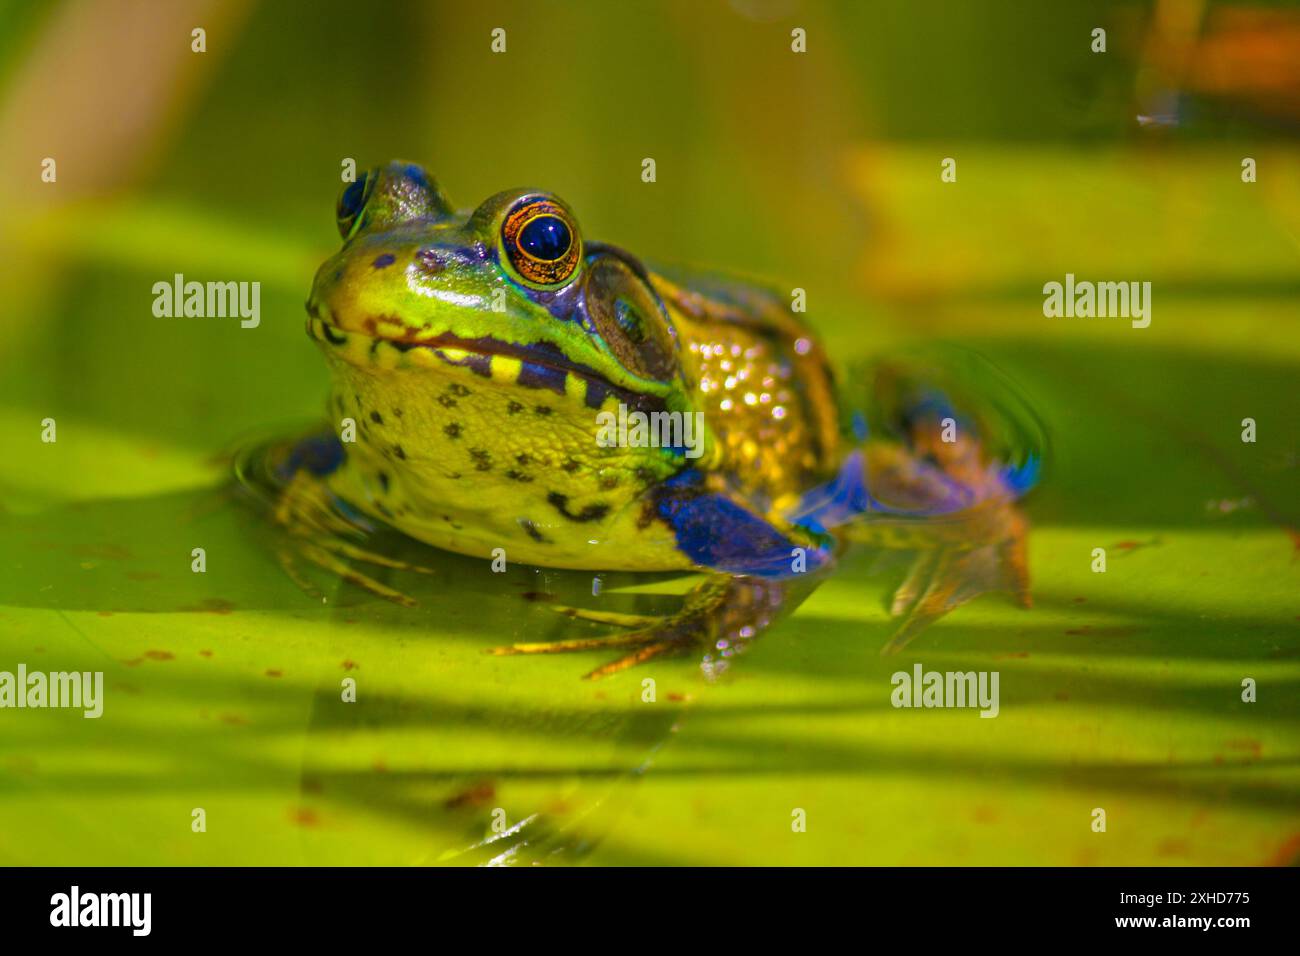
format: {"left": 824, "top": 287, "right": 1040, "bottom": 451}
{"left": 600, "top": 474, "right": 619, "bottom": 490}
{"left": 534, "top": 405, "right": 553, "bottom": 417}
{"left": 519, "top": 518, "right": 550, "bottom": 543}
{"left": 515, "top": 453, "right": 531, "bottom": 466}
{"left": 636, "top": 499, "right": 657, "bottom": 529}
{"left": 392, "top": 407, "right": 403, "bottom": 418}
{"left": 370, "top": 410, "right": 383, "bottom": 425}
{"left": 547, "top": 492, "right": 609, "bottom": 523}
{"left": 393, "top": 444, "right": 407, "bottom": 459}
{"left": 266, "top": 669, "right": 283, "bottom": 678}
{"left": 506, "top": 401, "right": 524, "bottom": 415}
{"left": 372, "top": 253, "right": 396, "bottom": 269}
{"left": 634, "top": 466, "right": 657, "bottom": 483}
{"left": 438, "top": 394, "right": 458, "bottom": 408}
{"left": 443, "top": 422, "right": 461, "bottom": 439}
{"left": 470, "top": 448, "right": 492, "bottom": 471}
{"left": 505, "top": 470, "right": 533, "bottom": 483}
{"left": 377, "top": 471, "right": 390, "bottom": 492}
{"left": 375, "top": 500, "right": 395, "bottom": 519}
{"left": 144, "top": 650, "right": 174, "bottom": 662}
{"left": 448, "top": 383, "right": 471, "bottom": 397}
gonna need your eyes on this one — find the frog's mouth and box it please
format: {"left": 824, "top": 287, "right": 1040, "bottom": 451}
{"left": 307, "top": 312, "right": 665, "bottom": 412}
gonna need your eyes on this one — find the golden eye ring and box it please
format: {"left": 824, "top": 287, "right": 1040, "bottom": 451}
{"left": 502, "top": 199, "right": 581, "bottom": 285}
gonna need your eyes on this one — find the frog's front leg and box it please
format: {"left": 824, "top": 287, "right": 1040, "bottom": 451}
{"left": 240, "top": 431, "right": 435, "bottom": 607}
{"left": 489, "top": 470, "right": 835, "bottom": 679}
{"left": 274, "top": 468, "right": 443, "bottom": 607}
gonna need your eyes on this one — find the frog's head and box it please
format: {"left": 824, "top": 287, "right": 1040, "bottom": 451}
{"left": 307, "top": 161, "right": 689, "bottom": 420}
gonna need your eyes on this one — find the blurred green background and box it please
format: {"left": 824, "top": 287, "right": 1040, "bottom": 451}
{"left": 0, "top": 0, "right": 1297, "bottom": 865}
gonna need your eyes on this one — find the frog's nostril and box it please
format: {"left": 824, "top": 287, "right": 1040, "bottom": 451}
{"left": 415, "top": 247, "right": 446, "bottom": 276}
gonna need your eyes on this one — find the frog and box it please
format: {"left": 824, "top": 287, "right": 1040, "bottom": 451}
{"left": 237, "top": 161, "right": 1041, "bottom": 679}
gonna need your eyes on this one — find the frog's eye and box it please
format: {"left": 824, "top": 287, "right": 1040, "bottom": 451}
{"left": 336, "top": 172, "right": 373, "bottom": 239}
{"left": 502, "top": 199, "right": 582, "bottom": 286}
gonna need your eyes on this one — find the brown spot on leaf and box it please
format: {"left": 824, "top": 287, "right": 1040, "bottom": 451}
{"left": 1224, "top": 738, "right": 1262, "bottom": 758}
{"left": 1261, "top": 832, "right": 1300, "bottom": 866}
{"left": 290, "top": 807, "right": 320, "bottom": 827}
{"left": 444, "top": 781, "right": 495, "bottom": 810}
{"left": 1156, "top": 838, "right": 1190, "bottom": 857}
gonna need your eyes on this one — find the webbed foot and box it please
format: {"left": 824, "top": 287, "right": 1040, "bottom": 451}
{"left": 488, "top": 575, "right": 790, "bottom": 680}
{"left": 881, "top": 504, "right": 1031, "bottom": 654}
{"left": 272, "top": 469, "right": 434, "bottom": 608}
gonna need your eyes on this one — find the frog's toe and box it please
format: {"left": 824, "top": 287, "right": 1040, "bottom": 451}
{"left": 485, "top": 629, "right": 661, "bottom": 659}
{"left": 543, "top": 604, "right": 663, "bottom": 628}
{"left": 311, "top": 535, "right": 436, "bottom": 576}
{"left": 276, "top": 545, "right": 327, "bottom": 603}
{"left": 295, "top": 540, "right": 418, "bottom": 608}
{"left": 486, "top": 618, "right": 701, "bottom": 680}
{"left": 582, "top": 636, "right": 698, "bottom": 680}
{"left": 889, "top": 550, "right": 941, "bottom": 617}
{"left": 880, "top": 539, "right": 1030, "bottom": 655}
